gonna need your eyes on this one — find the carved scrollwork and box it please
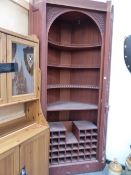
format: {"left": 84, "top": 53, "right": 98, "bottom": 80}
{"left": 47, "top": 5, "right": 105, "bottom": 34}
{"left": 47, "top": 6, "right": 69, "bottom": 31}
{"left": 87, "top": 11, "right": 105, "bottom": 33}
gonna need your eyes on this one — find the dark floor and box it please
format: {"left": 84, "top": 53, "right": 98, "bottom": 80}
{"left": 75, "top": 165, "right": 125, "bottom": 175}
{"left": 75, "top": 167, "right": 107, "bottom": 175}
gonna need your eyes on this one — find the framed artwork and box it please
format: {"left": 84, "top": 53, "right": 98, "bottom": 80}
{"left": 0, "top": 32, "right": 6, "bottom": 104}
{"left": 7, "top": 35, "right": 38, "bottom": 102}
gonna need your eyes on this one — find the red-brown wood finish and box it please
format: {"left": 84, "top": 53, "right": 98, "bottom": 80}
{"left": 29, "top": 0, "right": 113, "bottom": 174}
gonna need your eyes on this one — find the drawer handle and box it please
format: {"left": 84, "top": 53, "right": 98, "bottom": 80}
{"left": 20, "top": 166, "right": 28, "bottom": 175}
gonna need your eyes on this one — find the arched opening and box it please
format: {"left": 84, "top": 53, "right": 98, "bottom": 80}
{"left": 48, "top": 11, "right": 102, "bottom": 45}
{"left": 47, "top": 11, "right": 102, "bottom": 165}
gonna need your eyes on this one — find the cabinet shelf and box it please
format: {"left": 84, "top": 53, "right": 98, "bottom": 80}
{"left": 47, "top": 101, "right": 98, "bottom": 111}
{"left": 48, "top": 40, "right": 101, "bottom": 50}
{"left": 48, "top": 64, "right": 100, "bottom": 69}
{"left": 47, "top": 84, "right": 99, "bottom": 89}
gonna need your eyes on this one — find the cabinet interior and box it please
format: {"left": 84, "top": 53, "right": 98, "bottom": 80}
{"left": 47, "top": 11, "right": 102, "bottom": 164}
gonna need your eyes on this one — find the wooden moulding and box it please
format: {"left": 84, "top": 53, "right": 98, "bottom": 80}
{"left": 0, "top": 123, "right": 48, "bottom": 155}
{"left": 0, "top": 26, "right": 39, "bottom": 43}
{"left": 32, "top": 0, "right": 110, "bottom": 12}
{"left": 49, "top": 161, "right": 105, "bottom": 175}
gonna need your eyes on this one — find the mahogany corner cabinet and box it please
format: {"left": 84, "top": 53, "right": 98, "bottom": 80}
{"left": 29, "top": 0, "right": 113, "bottom": 174}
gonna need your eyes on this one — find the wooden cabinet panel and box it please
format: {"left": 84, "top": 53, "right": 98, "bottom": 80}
{"left": 0, "top": 28, "right": 49, "bottom": 175}
{"left": 0, "top": 32, "right": 6, "bottom": 104}
{"left": 0, "top": 147, "right": 19, "bottom": 175}
{"left": 7, "top": 35, "right": 39, "bottom": 103}
{"left": 20, "top": 129, "right": 49, "bottom": 175}
{"left": 0, "top": 30, "right": 39, "bottom": 105}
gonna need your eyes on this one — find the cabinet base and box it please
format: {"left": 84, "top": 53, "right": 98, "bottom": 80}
{"left": 49, "top": 161, "right": 105, "bottom": 175}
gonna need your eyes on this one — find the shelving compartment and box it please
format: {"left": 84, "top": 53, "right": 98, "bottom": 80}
{"left": 48, "top": 47, "right": 101, "bottom": 69}
{"left": 47, "top": 88, "right": 99, "bottom": 111}
{"left": 47, "top": 67, "right": 100, "bottom": 86}
{"left": 47, "top": 110, "right": 98, "bottom": 123}
{"left": 47, "top": 68, "right": 100, "bottom": 110}
{"left": 49, "top": 121, "right": 98, "bottom": 165}
{"left": 48, "top": 11, "right": 102, "bottom": 168}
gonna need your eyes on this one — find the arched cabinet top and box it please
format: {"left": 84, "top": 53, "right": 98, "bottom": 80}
{"left": 47, "top": 5, "right": 106, "bottom": 37}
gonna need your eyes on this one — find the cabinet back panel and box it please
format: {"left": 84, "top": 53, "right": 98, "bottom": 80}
{"left": 48, "top": 21, "right": 61, "bottom": 42}
{"left": 47, "top": 89, "right": 60, "bottom": 104}
{"left": 60, "top": 51, "right": 71, "bottom": 65}
{"left": 47, "top": 68, "right": 60, "bottom": 84}
{"left": 48, "top": 69, "right": 100, "bottom": 86}
{"left": 70, "top": 69, "right": 100, "bottom": 86}
{"left": 70, "top": 111, "right": 97, "bottom": 124}
{"left": 60, "top": 23, "right": 71, "bottom": 44}
{"left": 47, "top": 111, "right": 60, "bottom": 122}
{"left": 47, "top": 110, "right": 97, "bottom": 123}
{"left": 47, "top": 89, "right": 98, "bottom": 104}
{"left": 71, "top": 49, "right": 101, "bottom": 66}
{"left": 71, "top": 22, "right": 101, "bottom": 44}
{"left": 60, "top": 69, "right": 70, "bottom": 84}
{"left": 59, "top": 111, "right": 70, "bottom": 121}
{"left": 70, "top": 89, "right": 99, "bottom": 104}
{"left": 49, "top": 12, "right": 101, "bottom": 45}
{"left": 48, "top": 47, "right": 60, "bottom": 65}
{"left": 60, "top": 89, "right": 70, "bottom": 102}
{"left": 48, "top": 48, "right": 101, "bottom": 67}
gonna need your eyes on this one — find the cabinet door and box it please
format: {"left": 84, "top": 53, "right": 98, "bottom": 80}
{"left": 7, "top": 35, "right": 38, "bottom": 103}
{"left": 20, "top": 129, "right": 49, "bottom": 175}
{"left": 0, "top": 147, "right": 19, "bottom": 175}
{"left": 0, "top": 32, "right": 6, "bottom": 104}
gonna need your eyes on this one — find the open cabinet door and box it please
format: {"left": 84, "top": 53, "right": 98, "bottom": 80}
{"left": 0, "top": 33, "right": 6, "bottom": 104}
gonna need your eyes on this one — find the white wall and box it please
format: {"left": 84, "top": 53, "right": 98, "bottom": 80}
{"left": 106, "top": 0, "right": 131, "bottom": 165}
{"left": 0, "top": 0, "right": 28, "bottom": 35}
{"left": 0, "top": 0, "right": 131, "bottom": 166}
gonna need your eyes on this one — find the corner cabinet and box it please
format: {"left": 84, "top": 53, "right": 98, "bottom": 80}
{"left": 30, "top": 0, "right": 113, "bottom": 174}
{"left": 0, "top": 28, "right": 49, "bottom": 175}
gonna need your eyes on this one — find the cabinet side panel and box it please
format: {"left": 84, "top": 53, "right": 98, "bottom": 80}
{"left": 29, "top": 3, "right": 47, "bottom": 114}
